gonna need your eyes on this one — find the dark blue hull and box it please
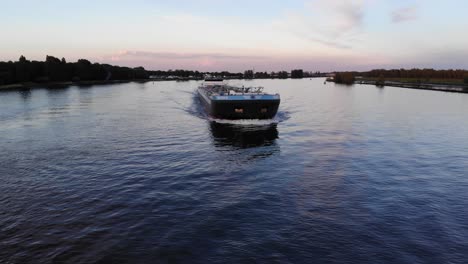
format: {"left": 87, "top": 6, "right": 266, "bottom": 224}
{"left": 198, "top": 89, "right": 280, "bottom": 120}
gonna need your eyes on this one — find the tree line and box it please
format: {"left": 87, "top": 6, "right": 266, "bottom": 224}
{"left": 333, "top": 68, "right": 468, "bottom": 85}
{"left": 0, "top": 55, "right": 152, "bottom": 85}
{"left": 363, "top": 68, "right": 468, "bottom": 80}
{"left": 339, "top": 69, "right": 468, "bottom": 81}
{"left": 4, "top": 56, "right": 468, "bottom": 86}
{"left": 0, "top": 55, "right": 330, "bottom": 85}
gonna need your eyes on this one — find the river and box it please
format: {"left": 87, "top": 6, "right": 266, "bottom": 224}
{"left": 1, "top": 78, "right": 468, "bottom": 263}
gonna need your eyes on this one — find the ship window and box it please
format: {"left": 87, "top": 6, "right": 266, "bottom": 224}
{"left": 235, "top": 108, "right": 244, "bottom": 113}
{"left": 261, "top": 108, "right": 268, "bottom": 113}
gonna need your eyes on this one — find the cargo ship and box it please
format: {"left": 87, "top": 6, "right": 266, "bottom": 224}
{"left": 197, "top": 79, "right": 280, "bottom": 119}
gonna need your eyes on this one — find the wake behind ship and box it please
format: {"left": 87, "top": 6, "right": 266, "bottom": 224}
{"left": 197, "top": 79, "right": 280, "bottom": 120}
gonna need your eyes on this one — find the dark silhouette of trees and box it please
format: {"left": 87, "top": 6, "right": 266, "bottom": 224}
{"left": 30, "top": 61, "right": 46, "bottom": 82}
{"left": 3, "top": 56, "right": 468, "bottom": 86}
{"left": 244, "top": 70, "right": 254, "bottom": 79}
{"left": 291, "top": 69, "right": 304, "bottom": 79}
{"left": 361, "top": 68, "right": 468, "bottom": 80}
{"left": 0, "top": 56, "right": 156, "bottom": 85}
{"left": 254, "top": 71, "right": 269, "bottom": 79}
{"left": 75, "top": 59, "right": 93, "bottom": 81}
{"left": 277, "top": 71, "right": 288, "bottom": 79}
{"left": 15, "top": 55, "right": 30, "bottom": 82}
{"left": 304, "top": 71, "right": 326, "bottom": 78}
{"left": 0, "top": 61, "right": 15, "bottom": 85}
{"left": 334, "top": 68, "right": 468, "bottom": 86}
{"left": 132, "top": 66, "right": 148, "bottom": 79}
{"left": 45, "top": 55, "right": 69, "bottom": 81}
{"left": 19, "top": 55, "right": 27, "bottom": 63}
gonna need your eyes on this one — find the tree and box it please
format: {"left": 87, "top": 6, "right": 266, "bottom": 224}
{"left": 244, "top": 70, "right": 254, "bottom": 79}
{"left": 133, "top": 66, "right": 148, "bottom": 79}
{"left": 278, "top": 71, "right": 288, "bottom": 79}
{"left": 19, "top": 55, "right": 27, "bottom": 63}
{"left": 255, "top": 71, "right": 269, "bottom": 79}
{"left": 30, "top": 61, "right": 46, "bottom": 82}
{"left": 15, "top": 55, "right": 31, "bottom": 82}
{"left": 291, "top": 69, "right": 304, "bottom": 79}
{"left": 0, "top": 61, "right": 15, "bottom": 84}
{"left": 75, "top": 59, "right": 93, "bottom": 80}
{"left": 45, "top": 55, "right": 67, "bottom": 81}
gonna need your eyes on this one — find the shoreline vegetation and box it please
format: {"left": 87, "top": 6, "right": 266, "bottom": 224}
{"left": 2, "top": 55, "right": 468, "bottom": 94}
{"left": 0, "top": 55, "right": 326, "bottom": 91}
{"left": 329, "top": 69, "right": 468, "bottom": 93}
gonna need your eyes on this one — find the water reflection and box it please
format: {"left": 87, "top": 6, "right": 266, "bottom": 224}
{"left": 209, "top": 122, "right": 279, "bottom": 149}
{"left": 19, "top": 89, "right": 31, "bottom": 101}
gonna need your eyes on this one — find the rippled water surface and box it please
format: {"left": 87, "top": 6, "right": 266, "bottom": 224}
{"left": 1, "top": 79, "right": 468, "bottom": 263}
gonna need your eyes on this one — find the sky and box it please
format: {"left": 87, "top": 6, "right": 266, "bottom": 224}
{"left": 2, "top": 0, "right": 468, "bottom": 72}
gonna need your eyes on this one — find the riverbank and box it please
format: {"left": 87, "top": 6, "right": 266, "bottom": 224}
{"left": 0, "top": 79, "right": 154, "bottom": 91}
{"left": 356, "top": 79, "right": 468, "bottom": 93}
{"left": 362, "top": 77, "right": 466, "bottom": 85}
{"left": 327, "top": 78, "right": 468, "bottom": 94}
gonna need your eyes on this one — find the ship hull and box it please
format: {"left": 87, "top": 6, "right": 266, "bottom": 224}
{"left": 198, "top": 88, "right": 280, "bottom": 120}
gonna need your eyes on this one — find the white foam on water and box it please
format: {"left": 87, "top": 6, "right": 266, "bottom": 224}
{"left": 209, "top": 117, "right": 279, "bottom": 126}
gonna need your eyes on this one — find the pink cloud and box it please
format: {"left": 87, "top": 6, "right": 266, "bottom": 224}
{"left": 99, "top": 50, "right": 267, "bottom": 71}
{"left": 97, "top": 50, "right": 392, "bottom": 72}
{"left": 276, "top": 0, "right": 367, "bottom": 49}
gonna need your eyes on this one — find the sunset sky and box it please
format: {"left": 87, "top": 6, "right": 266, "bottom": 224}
{"left": 2, "top": 0, "right": 468, "bottom": 71}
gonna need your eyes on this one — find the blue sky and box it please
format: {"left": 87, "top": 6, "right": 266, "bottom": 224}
{"left": 2, "top": 0, "right": 468, "bottom": 71}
